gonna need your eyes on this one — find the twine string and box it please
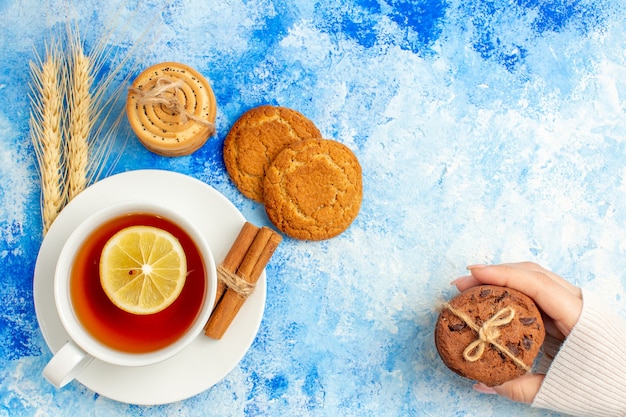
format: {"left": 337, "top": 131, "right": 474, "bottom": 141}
{"left": 217, "top": 264, "right": 255, "bottom": 298}
{"left": 129, "top": 77, "right": 215, "bottom": 132}
{"left": 443, "top": 303, "right": 531, "bottom": 372}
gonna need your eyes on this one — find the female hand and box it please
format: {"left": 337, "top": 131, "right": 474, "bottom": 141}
{"left": 452, "top": 262, "right": 583, "bottom": 403}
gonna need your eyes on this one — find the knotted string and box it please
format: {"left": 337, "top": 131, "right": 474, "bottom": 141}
{"left": 443, "top": 303, "right": 531, "bottom": 372}
{"left": 217, "top": 264, "right": 255, "bottom": 298}
{"left": 129, "top": 78, "right": 215, "bottom": 132}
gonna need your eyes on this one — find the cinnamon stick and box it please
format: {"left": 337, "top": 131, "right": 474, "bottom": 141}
{"left": 205, "top": 226, "right": 282, "bottom": 339}
{"left": 237, "top": 226, "right": 274, "bottom": 281}
{"left": 212, "top": 222, "right": 259, "bottom": 309}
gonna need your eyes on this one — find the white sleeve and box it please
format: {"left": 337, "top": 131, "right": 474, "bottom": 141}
{"left": 531, "top": 290, "right": 626, "bottom": 417}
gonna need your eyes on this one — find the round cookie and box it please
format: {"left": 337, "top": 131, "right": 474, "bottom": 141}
{"left": 126, "top": 62, "right": 216, "bottom": 156}
{"left": 263, "top": 138, "right": 362, "bottom": 240}
{"left": 435, "top": 285, "right": 545, "bottom": 387}
{"left": 223, "top": 105, "right": 321, "bottom": 202}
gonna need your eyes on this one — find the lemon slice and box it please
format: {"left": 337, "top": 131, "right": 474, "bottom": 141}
{"left": 99, "top": 225, "right": 187, "bottom": 315}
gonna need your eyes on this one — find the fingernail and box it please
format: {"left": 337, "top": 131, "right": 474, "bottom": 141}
{"left": 473, "top": 382, "right": 497, "bottom": 395}
{"left": 466, "top": 264, "right": 488, "bottom": 271}
{"left": 450, "top": 275, "right": 472, "bottom": 286}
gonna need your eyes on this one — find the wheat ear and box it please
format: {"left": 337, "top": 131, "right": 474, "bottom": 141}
{"left": 66, "top": 35, "right": 94, "bottom": 201}
{"left": 29, "top": 42, "right": 66, "bottom": 235}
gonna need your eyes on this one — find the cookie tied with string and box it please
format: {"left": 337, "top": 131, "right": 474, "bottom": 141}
{"left": 126, "top": 62, "right": 217, "bottom": 156}
{"left": 435, "top": 285, "right": 545, "bottom": 387}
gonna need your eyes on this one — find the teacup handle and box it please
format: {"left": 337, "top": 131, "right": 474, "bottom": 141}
{"left": 43, "top": 340, "right": 94, "bottom": 388}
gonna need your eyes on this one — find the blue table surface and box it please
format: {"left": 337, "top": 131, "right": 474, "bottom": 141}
{"left": 2, "top": 0, "right": 625, "bottom": 415}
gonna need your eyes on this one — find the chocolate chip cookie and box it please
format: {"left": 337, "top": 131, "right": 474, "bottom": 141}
{"left": 435, "top": 285, "right": 545, "bottom": 386}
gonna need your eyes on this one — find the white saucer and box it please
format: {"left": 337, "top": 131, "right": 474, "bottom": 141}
{"left": 33, "top": 169, "right": 266, "bottom": 405}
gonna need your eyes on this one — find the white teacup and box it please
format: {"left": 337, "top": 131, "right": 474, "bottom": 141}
{"left": 43, "top": 200, "right": 217, "bottom": 388}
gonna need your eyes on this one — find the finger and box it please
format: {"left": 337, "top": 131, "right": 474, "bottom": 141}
{"left": 450, "top": 275, "right": 480, "bottom": 292}
{"left": 501, "top": 262, "right": 581, "bottom": 298}
{"left": 473, "top": 374, "right": 545, "bottom": 403}
{"left": 452, "top": 271, "right": 575, "bottom": 336}
{"left": 453, "top": 262, "right": 581, "bottom": 299}
{"left": 494, "top": 373, "right": 545, "bottom": 403}
{"left": 541, "top": 312, "right": 565, "bottom": 341}
{"left": 468, "top": 264, "right": 582, "bottom": 334}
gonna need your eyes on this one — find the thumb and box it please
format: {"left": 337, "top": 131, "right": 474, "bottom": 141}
{"left": 474, "top": 373, "right": 545, "bottom": 403}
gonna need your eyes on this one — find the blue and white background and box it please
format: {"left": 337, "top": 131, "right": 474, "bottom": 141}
{"left": 1, "top": 0, "right": 625, "bottom": 415}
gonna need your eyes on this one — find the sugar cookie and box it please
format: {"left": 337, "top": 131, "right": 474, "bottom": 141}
{"left": 263, "top": 138, "right": 362, "bottom": 240}
{"left": 223, "top": 105, "right": 321, "bottom": 202}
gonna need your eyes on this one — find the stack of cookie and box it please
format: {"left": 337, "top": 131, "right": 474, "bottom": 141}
{"left": 126, "top": 62, "right": 217, "bottom": 157}
{"left": 223, "top": 105, "right": 362, "bottom": 240}
{"left": 435, "top": 285, "right": 546, "bottom": 386}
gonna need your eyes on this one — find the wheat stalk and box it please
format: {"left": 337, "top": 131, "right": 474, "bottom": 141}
{"left": 65, "top": 32, "right": 94, "bottom": 201}
{"left": 30, "top": 1, "right": 167, "bottom": 235}
{"left": 29, "top": 41, "right": 66, "bottom": 235}
{"left": 64, "top": 7, "right": 162, "bottom": 192}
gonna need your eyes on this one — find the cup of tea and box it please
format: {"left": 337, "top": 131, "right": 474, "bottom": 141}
{"left": 43, "top": 200, "right": 217, "bottom": 388}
